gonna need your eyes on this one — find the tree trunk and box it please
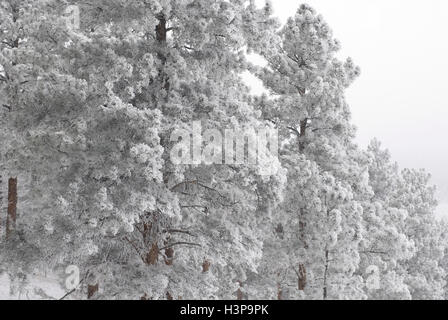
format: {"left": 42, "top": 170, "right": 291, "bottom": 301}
{"left": 155, "top": 15, "right": 170, "bottom": 92}
{"left": 236, "top": 281, "right": 244, "bottom": 300}
{"left": 164, "top": 247, "right": 174, "bottom": 266}
{"left": 87, "top": 283, "right": 99, "bottom": 299}
{"left": 298, "top": 208, "right": 307, "bottom": 291}
{"left": 156, "top": 15, "right": 167, "bottom": 43}
{"left": 277, "top": 283, "right": 283, "bottom": 300}
{"left": 299, "top": 209, "right": 308, "bottom": 249}
{"left": 236, "top": 288, "right": 243, "bottom": 300}
{"left": 0, "top": 175, "right": 2, "bottom": 229}
{"left": 299, "top": 118, "right": 308, "bottom": 153}
{"left": 298, "top": 264, "right": 307, "bottom": 291}
{"left": 6, "top": 177, "right": 17, "bottom": 238}
{"left": 146, "top": 243, "right": 159, "bottom": 265}
{"left": 202, "top": 260, "right": 211, "bottom": 273}
{"left": 323, "top": 249, "right": 329, "bottom": 299}
{"left": 163, "top": 234, "right": 174, "bottom": 265}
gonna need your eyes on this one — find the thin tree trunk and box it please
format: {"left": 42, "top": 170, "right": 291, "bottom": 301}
{"left": 298, "top": 264, "right": 307, "bottom": 291}
{"left": 299, "top": 208, "right": 308, "bottom": 249}
{"left": 236, "top": 281, "right": 244, "bottom": 300}
{"left": 156, "top": 15, "right": 170, "bottom": 92}
{"left": 323, "top": 249, "right": 329, "bottom": 299}
{"left": 277, "top": 283, "right": 283, "bottom": 300}
{"left": 0, "top": 175, "right": 2, "bottom": 229}
{"left": 299, "top": 118, "right": 308, "bottom": 153}
{"left": 156, "top": 15, "right": 173, "bottom": 267}
{"left": 164, "top": 246, "right": 174, "bottom": 266}
{"left": 236, "top": 288, "right": 243, "bottom": 300}
{"left": 6, "top": 177, "right": 17, "bottom": 238}
{"left": 298, "top": 208, "right": 307, "bottom": 291}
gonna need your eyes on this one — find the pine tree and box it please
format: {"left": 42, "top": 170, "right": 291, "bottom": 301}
{"left": 0, "top": 0, "right": 285, "bottom": 299}
{"left": 248, "top": 4, "right": 366, "bottom": 299}
{"left": 359, "top": 140, "right": 415, "bottom": 300}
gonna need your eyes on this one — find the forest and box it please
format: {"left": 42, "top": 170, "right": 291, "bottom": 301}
{"left": 0, "top": 0, "right": 447, "bottom": 300}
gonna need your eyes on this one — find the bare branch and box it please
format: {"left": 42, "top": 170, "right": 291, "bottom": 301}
{"left": 59, "top": 270, "right": 89, "bottom": 300}
{"left": 124, "top": 237, "right": 146, "bottom": 264}
{"left": 360, "top": 250, "right": 388, "bottom": 255}
{"left": 159, "top": 242, "right": 201, "bottom": 251}
{"left": 164, "top": 229, "right": 197, "bottom": 237}
{"left": 170, "top": 180, "right": 198, "bottom": 191}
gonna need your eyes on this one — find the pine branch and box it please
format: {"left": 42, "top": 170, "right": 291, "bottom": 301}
{"left": 159, "top": 242, "right": 201, "bottom": 251}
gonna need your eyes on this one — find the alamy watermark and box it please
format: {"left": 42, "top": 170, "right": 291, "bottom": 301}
{"left": 64, "top": 5, "right": 80, "bottom": 31}
{"left": 366, "top": 265, "right": 381, "bottom": 290}
{"left": 170, "top": 122, "right": 279, "bottom": 176}
{"left": 65, "top": 265, "right": 80, "bottom": 290}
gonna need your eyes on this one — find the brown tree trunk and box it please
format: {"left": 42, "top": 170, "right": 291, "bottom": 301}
{"left": 299, "top": 118, "right": 308, "bottom": 153}
{"left": 156, "top": 15, "right": 167, "bottom": 43}
{"left": 236, "top": 281, "right": 244, "bottom": 300}
{"left": 0, "top": 175, "right": 3, "bottom": 229}
{"left": 6, "top": 177, "right": 17, "bottom": 238}
{"left": 87, "top": 283, "right": 99, "bottom": 299}
{"left": 298, "top": 209, "right": 307, "bottom": 291}
{"left": 298, "top": 264, "right": 307, "bottom": 291}
{"left": 236, "top": 288, "right": 243, "bottom": 300}
{"left": 164, "top": 247, "right": 174, "bottom": 266}
{"left": 146, "top": 243, "right": 159, "bottom": 265}
{"left": 155, "top": 15, "right": 170, "bottom": 92}
{"left": 299, "top": 210, "right": 308, "bottom": 249}
{"left": 323, "top": 249, "right": 329, "bottom": 299}
{"left": 277, "top": 283, "right": 283, "bottom": 300}
{"left": 163, "top": 234, "right": 174, "bottom": 265}
{"left": 202, "top": 260, "right": 211, "bottom": 273}
{"left": 140, "top": 293, "right": 151, "bottom": 300}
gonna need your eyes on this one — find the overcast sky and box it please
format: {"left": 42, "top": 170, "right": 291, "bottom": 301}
{"left": 251, "top": 0, "right": 448, "bottom": 216}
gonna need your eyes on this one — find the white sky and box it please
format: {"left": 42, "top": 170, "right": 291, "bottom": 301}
{"left": 251, "top": 0, "right": 448, "bottom": 216}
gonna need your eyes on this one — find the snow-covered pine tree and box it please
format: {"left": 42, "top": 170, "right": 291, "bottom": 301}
{"left": 1, "top": 0, "right": 447, "bottom": 301}
{"left": 361, "top": 140, "right": 446, "bottom": 300}
{"left": 394, "top": 168, "right": 446, "bottom": 299}
{"left": 0, "top": 0, "right": 285, "bottom": 299}
{"left": 359, "top": 140, "right": 415, "bottom": 300}
{"left": 248, "top": 4, "right": 367, "bottom": 299}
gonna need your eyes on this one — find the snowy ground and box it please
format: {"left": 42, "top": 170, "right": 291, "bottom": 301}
{"left": 0, "top": 273, "right": 66, "bottom": 300}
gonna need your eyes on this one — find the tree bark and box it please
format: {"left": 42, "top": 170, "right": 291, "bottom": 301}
{"left": 298, "top": 264, "right": 307, "bottom": 291}
{"left": 87, "top": 283, "right": 99, "bottom": 299}
{"left": 155, "top": 15, "right": 170, "bottom": 92}
{"left": 236, "top": 288, "right": 243, "bottom": 300}
{"left": 146, "top": 243, "right": 159, "bottom": 265}
{"left": 0, "top": 175, "right": 2, "bottom": 229}
{"left": 298, "top": 208, "right": 307, "bottom": 291}
{"left": 236, "top": 281, "right": 244, "bottom": 300}
{"left": 202, "top": 260, "right": 210, "bottom": 273}
{"left": 156, "top": 15, "right": 167, "bottom": 43}
{"left": 277, "top": 283, "right": 283, "bottom": 300}
{"left": 162, "top": 233, "right": 174, "bottom": 265}
{"left": 299, "top": 209, "right": 308, "bottom": 249}
{"left": 323, "top": 249, "right": 329, "bottom": 299}
{"left": 164, "top": 247, "right": 174, "bottom": 266}
{"left": 6, "top": 177, "right": 17, "bottom": 238}
{"left": 299, "top": 118, "right": 308, "bottom": 153}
